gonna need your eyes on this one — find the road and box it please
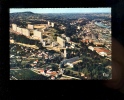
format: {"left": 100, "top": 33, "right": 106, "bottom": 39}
{"left": 15, "top": 42, "right": 39, "bottom": 49}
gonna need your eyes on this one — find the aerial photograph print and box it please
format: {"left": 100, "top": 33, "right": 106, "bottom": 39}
{"left": 10, "top": 8, "right": 112, "bottom": 80}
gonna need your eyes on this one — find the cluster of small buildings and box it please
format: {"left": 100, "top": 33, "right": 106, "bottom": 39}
{"left": 70, "top": 18, "right": 86, "bottom": 25}
{"left": 77, "top": 20, "right": 111, "bottom": 59}
{"left": 88, "top": 46, "right": 111, "bottom": 59}
{"left": 58, "top": 25, "right": 66, "bottom": 30}
{"left": 31, "top": 67, "right": 64, "bottom": 80}
{"left": 69, "top": 20, "right": 111, "bottom": 46}
{"left": 10, "top": 42, "right": 62, "bottom": 67}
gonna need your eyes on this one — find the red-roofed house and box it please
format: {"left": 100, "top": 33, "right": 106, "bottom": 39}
{"left": 94, "top": 47, "right": 111, "bottom": 56}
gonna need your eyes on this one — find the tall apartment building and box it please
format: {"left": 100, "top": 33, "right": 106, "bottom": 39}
{"left": 48, "top": 21, "right": 50, "bottom": 26}
{"left": 64, "top": 49, "right": 67, "bottom": 58}
{"left": 51, "top": 22, "right": 54, "bottom": 27}
{"left": 12, "top": 24, "right": 17, "bottom": 31}
{"left": 16, "top": 27, "right": 22, "bottom": 34}
{"left": 57, "top": 37, "right": 65, "bottom": 48}
{"left": 33, "top": 30, "right": 42, "bottom": 41}
{"left": 22, "top": 28, "right": 30, "bottom": 37}
{"left": 28, "top": 24, "right": 34, "bottom": 30}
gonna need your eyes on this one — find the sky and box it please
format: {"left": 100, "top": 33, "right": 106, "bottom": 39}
{"left": 10, "top": 8, "right": 111, "bottom": 13}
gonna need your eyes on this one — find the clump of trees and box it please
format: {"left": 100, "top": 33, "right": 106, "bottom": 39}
{"left": 10, "top": 33, "right": 44, "bottom": 49}
{"left": 64, "top": 41, "right": 111, "bottom": 79}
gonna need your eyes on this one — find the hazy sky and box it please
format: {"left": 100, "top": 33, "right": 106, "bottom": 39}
{"left": 10, "top": 8, "right": 111, "bottom": 13}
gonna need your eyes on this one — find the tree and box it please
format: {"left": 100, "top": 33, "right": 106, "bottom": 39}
{"left": 82, "top": 68, "right": 88, "bottom": 76}
{"left": 52, "top": 66, "right": 59, "bottom": 71}
{"left": 92, "top": 69, "right": 96, "bottom": 75}
{"left": 73, "top": 65, "right": 78, "bottom": 71}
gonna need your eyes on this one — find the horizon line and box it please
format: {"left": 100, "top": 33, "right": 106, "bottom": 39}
{"left": 10, "top": 11, "right": 111, "bottom": 14}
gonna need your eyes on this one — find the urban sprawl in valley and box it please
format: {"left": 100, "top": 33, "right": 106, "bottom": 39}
{"left": 10, "top": 11, "right": 112, "bottom": 80}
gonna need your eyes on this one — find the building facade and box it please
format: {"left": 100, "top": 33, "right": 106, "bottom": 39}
{"left": 16, "top": 27, "right": 22, "bottom": 34}
{"left": 22, "top": 28, "right": 30, "bottom": 37}
{"left": 57, "top": 37, "right": 65, "bottom": 47}
{"left": 28, "top": 24, "right": 34, "bottom": 29}
{"left": 51, "top": 22, "right": 54, "bottom": 27}
{"left": 12, "top": 24, "right": 17, "bottom": 31}
{"left": 66, "top": 37, "right": 70, "bottom": 42}
{"left": 33, "top": 30, "right": 42, "bottom": 40}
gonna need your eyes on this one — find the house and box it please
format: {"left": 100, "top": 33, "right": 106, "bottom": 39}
{"left": 33, "top": 60, "right": 38, "bottom": 64}
{"left": 39, "top": 68, "right": 60, "bottom": 78}
{"left": 65, "top": 62, "right": 74, "bottom": 68}
{"left": 98, "top": 52, "right": 107, "bottom": 56}
{"left": 30, "top": 64, "right": 36, "bottom": 67}
{"left": 88, "top": 46, "right": 94, "bottom": 51}
{"left": 40, "top": 69, "right": 45, "bottom": 75}
{"left": 105, "top": 66, "right": 112, "bottom": 69}
{"left": 60, "top": 56, "right": 80, "bottom": 67}
{"left": 65, "top": 60, "right": 82, "bottom": 68}
{"left": 94, "top": 47, "right": 110, "bottom": 57}
{"left": 51, "top": 76, "right": 55, "bottom": 80}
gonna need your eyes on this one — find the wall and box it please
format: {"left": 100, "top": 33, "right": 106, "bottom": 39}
{"left": 22, "top": 28, "right": 30, "bottom": 37}
{"left": 57, "top": 37, "right": 65, "bottom": 47}
{"left": 33, "top": 30, "right": 42, "bottom": 40}
{"left": 16, "top": 27, "right": 22, "bottom": 34}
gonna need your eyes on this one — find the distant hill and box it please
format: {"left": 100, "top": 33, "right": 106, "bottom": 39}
{"left": 10, "top": 11, "right": 34, "bottom": 14}
{"left": 10, "top": 11, "right": 36, "bottom": 17}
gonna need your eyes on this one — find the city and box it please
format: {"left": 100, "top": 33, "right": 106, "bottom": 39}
{"left": 10, "top": 8, "right": 111, "bottom": 80}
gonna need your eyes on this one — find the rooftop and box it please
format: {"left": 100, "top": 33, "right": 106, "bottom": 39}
{"left": 94, "top": 48, "right": 110, "bottom": 54}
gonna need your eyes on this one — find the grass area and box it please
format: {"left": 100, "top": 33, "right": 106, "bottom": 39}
{"left": 48, "top": 28, "right": 57, "bottom": 33}
{"left": 16, "top": 42, "right": 39, "bottom": 49}
{"left": 10, "top": 69, "right": 39, "bottom": 80}
{"left": 65, "top": 68, "right": 79, "bottom": 74}
{"left": 21, "top": 61, "right": 29, "bottom": 65}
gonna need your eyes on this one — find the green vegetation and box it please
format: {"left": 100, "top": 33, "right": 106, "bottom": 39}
{"left": 10, "top": 33, "right": 44, "bottom": 49}
{"left": 10, "top": 69, "right": 48, "bottom": 80}
{"left": 65, "top": 42, "right": 111, "bottom": 79}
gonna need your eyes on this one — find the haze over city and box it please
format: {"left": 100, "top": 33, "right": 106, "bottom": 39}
{"left": 10, "top": 8, "right": 111, "bottom": 13}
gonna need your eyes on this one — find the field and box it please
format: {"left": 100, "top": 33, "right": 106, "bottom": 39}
{"left": 10, "top": 69, "right": 48, "bottom": 80}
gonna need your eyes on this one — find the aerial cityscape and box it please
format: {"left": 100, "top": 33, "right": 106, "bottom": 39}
{"left": 10, "top": 8, "right": 111, "bottom": 80}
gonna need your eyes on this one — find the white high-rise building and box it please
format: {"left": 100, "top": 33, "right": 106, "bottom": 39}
{"left": 12, "top": 24, "right": 17, "bottom": 31}
{"left": 28, "top": 24, "right": 34, "bottom": 29}
{"left": 52, "top": 42, "right": 55, "bottom": 47}
{"left": 16, "top": 27, "right": 22, "bottom": 34}
{"left": 51, "top": 22, "right": 54, "bottom": 27}
{"left": 57, "top": 37, "right": 65, "bottom": 48}
{"left": 33, "top": 30, "right": 42, "bottom": 41}
{"left": 48, "top": 21, "right": 50, "bottom": 26}
{"left": 22, "top": 28, "right": 30, "bottom": 37}
{"left": 47, "top": 39, "right": 51, "bottom": 44}
{"left": 64, "top": 49, "right": 67, "bottom": 58}
{"left": 66, "top": 37, "right": 70, "bottom": 42}
{"left": 43, "top": 42, "right": 46, "bottom": 46}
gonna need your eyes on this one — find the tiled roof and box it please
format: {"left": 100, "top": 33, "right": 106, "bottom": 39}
{"left": 40, "top": 70, "right": 44, "bottom": 73}
{"left": 94, "top": 48, "right": 110, "bottom": 54}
